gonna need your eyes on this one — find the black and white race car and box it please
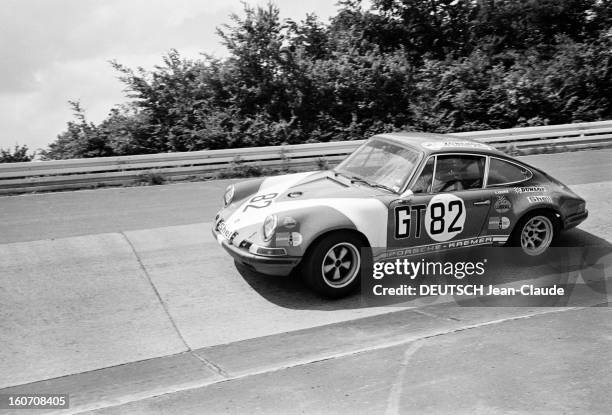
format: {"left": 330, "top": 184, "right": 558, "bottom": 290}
{"left": 213, "top": 132, "right": 587, "bottom": 297}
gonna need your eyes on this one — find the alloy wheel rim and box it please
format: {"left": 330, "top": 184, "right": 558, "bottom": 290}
{"left": 520, "top": 215, "right": 553, "bottom": 256}
{"left": 321, "top": 242, "right": 360, "bottom": 288}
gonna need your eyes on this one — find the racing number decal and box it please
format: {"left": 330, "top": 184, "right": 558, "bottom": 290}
{"left": 243, "top": 193, "right": 278, "bottom": 211}
{"left": 429, "top": 200, "right": 463, "bottom": 235}
{"left": 429, "top": 203, "right": 445, "bottom": 234}
{"left": 394, "top": 194, "right": 466, "bottom": 242}
{"left": 425, "top": 194, "right": 466, "bottom": 241}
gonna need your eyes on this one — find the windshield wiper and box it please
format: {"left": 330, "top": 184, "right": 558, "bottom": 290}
{"left": 349, "top": 175, "right": 396, "bottom": 194}
{"left": 333, "top": 170, "right": 352, "bottom": 181}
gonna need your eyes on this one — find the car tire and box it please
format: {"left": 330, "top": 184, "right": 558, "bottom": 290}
{"left": 301, "top": 231, "right": 366, "bottom": 298}
{"left": 510, "top": 211, "right": 557, "bottom": 257}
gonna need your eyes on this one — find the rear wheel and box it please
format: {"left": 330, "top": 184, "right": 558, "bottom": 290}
{"left": 511, "top": 213, "right": 556, "bottom": 257}
{"left": 301, "top": 232, "right": 365, "bottom": 298}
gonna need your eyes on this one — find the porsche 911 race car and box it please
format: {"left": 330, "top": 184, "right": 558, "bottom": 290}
{"left": 212, "top": 132, "right": 588, "bottom": 297}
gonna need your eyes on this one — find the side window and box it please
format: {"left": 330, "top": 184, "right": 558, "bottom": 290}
{"left": 412, "top": 157, "right": 434, "bottom": 194}
{"left": 433, "top": 155, "right": 486, "bottom": 192}
{"left": 487, "top": 158, "right": 532, "bottom": 186}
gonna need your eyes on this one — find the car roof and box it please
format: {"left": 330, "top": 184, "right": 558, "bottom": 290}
{"left": 372, "top": 131, "right": 507, "bottom": 157}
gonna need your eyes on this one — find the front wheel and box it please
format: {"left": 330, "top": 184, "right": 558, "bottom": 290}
{"left": 511, "top": 213, "right": 556, "bottom": 257}
{"left": 301, "top": 232, "right": 365, "bottom": 298}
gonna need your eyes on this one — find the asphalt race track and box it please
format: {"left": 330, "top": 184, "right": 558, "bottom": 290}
{"left": 0, "top": 149, "right": 611, "bottom": 414}
{"left": 3, "top": 149, "right": 612, "bottom": 244}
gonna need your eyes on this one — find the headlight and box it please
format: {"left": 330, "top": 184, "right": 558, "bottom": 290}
{"left": 223, "top": 185, "right": 235, "bottom": 206}
{"left": 262, "top": 215, "right": 278, "bottom": 241}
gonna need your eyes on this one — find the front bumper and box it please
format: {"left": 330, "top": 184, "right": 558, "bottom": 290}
{"left": 563, "top": 209, "right": 588, "bottom": 229}
{"left": 212, "top": 229, "right": 301, "bottom": 276}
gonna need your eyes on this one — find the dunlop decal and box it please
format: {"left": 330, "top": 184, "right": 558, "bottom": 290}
{"left": 514, "top": 186, "right": 546, "bottom": 193}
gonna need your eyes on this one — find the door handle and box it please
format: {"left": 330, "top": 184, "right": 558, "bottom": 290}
{"left": 473, "top": 200, "right": 491, "bottom": 206}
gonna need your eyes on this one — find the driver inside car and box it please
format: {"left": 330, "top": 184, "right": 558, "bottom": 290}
{"left": 431, "top": 156, "right": 484, "bottom": 192}
{"left": 432, "top": 157, "right": 465, "bottom": 192}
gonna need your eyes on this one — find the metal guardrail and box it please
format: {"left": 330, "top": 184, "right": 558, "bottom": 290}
{"left": 1, "top": 120, "right": 611, "bottom": 194}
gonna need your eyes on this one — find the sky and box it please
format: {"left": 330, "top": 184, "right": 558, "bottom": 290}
{"left": 0, "top": 0, "right": 341, "bottom": 152}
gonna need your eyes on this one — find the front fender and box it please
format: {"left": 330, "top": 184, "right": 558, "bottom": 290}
{"left": 272, "top": 206, "right": 357, "bottom": 257}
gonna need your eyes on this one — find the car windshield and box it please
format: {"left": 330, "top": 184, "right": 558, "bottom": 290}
{"left": 334, "top": 138, "right": 422, "bottom": 193}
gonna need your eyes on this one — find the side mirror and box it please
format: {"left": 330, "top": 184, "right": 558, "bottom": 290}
{"left": 399, "top": 189, "right": 414, "bottom": 202}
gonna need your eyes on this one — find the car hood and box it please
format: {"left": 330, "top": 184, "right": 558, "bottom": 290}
{"left": 274, "top": 170, "right": 387, "bottom": 200}
{"left": 219, "top": 171, "right": 391, "bottom": 243}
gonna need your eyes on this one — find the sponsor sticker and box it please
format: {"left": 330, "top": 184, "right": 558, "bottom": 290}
{"left": 488, "top": 216, "right": 510, "bottom": 230}
{"left": 375, "top": 235, "right": 508, "bottom": 260}
{"left": 217, "top": 220, "right": 234, "bottom": 241}
{"left": 276, "top": 232, "right": 303, "bottom": 247}
{"left": 291, "top": 232, "right": 303, "bottom": 246}
{"left": 514, "top": 186, "right": 546, "bottom": 193}
{"left": 421, "top": 141, "right": 493, "bottom": 150}
{"left": 494, "top": 195, "right": 512, "bottom": 213}
{"left": 494, "top": 189, "right": 510, "bottom": 195}
{"left": 527, "top": 195, "right": 553, "bottom": 203}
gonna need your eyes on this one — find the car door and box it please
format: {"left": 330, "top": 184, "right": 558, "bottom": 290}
{"left": 387, "top": 153, "right": 492, "bottom": 251}
{"left": 483, "top": 156, "right": 536, "bottom": 237}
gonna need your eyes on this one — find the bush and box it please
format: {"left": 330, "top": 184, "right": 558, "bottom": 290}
{"left": 215, "top": 157, "right": 266, "bottom": 179}
{"left": 0, "top": 144, "right": 34, "bottom": 163}
{"left": 136, "top": 170, "right": 166, "bottom": 186}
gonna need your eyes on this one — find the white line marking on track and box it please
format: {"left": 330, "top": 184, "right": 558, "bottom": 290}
{"left": 385, "top": 341, "right": 423, "bottom": 415}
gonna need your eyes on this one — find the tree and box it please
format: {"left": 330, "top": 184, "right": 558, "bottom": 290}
{"left": 42, "top": 1, "right": 612, "bottom": 159}
{"left": 368, "top": 0, "right": 476, "bottom": 60}
{"left": 0, "top": 144, "right": 34, "bottom": 163}
{"left": 42, "top": 101, "right": 114, "bottom": 160}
